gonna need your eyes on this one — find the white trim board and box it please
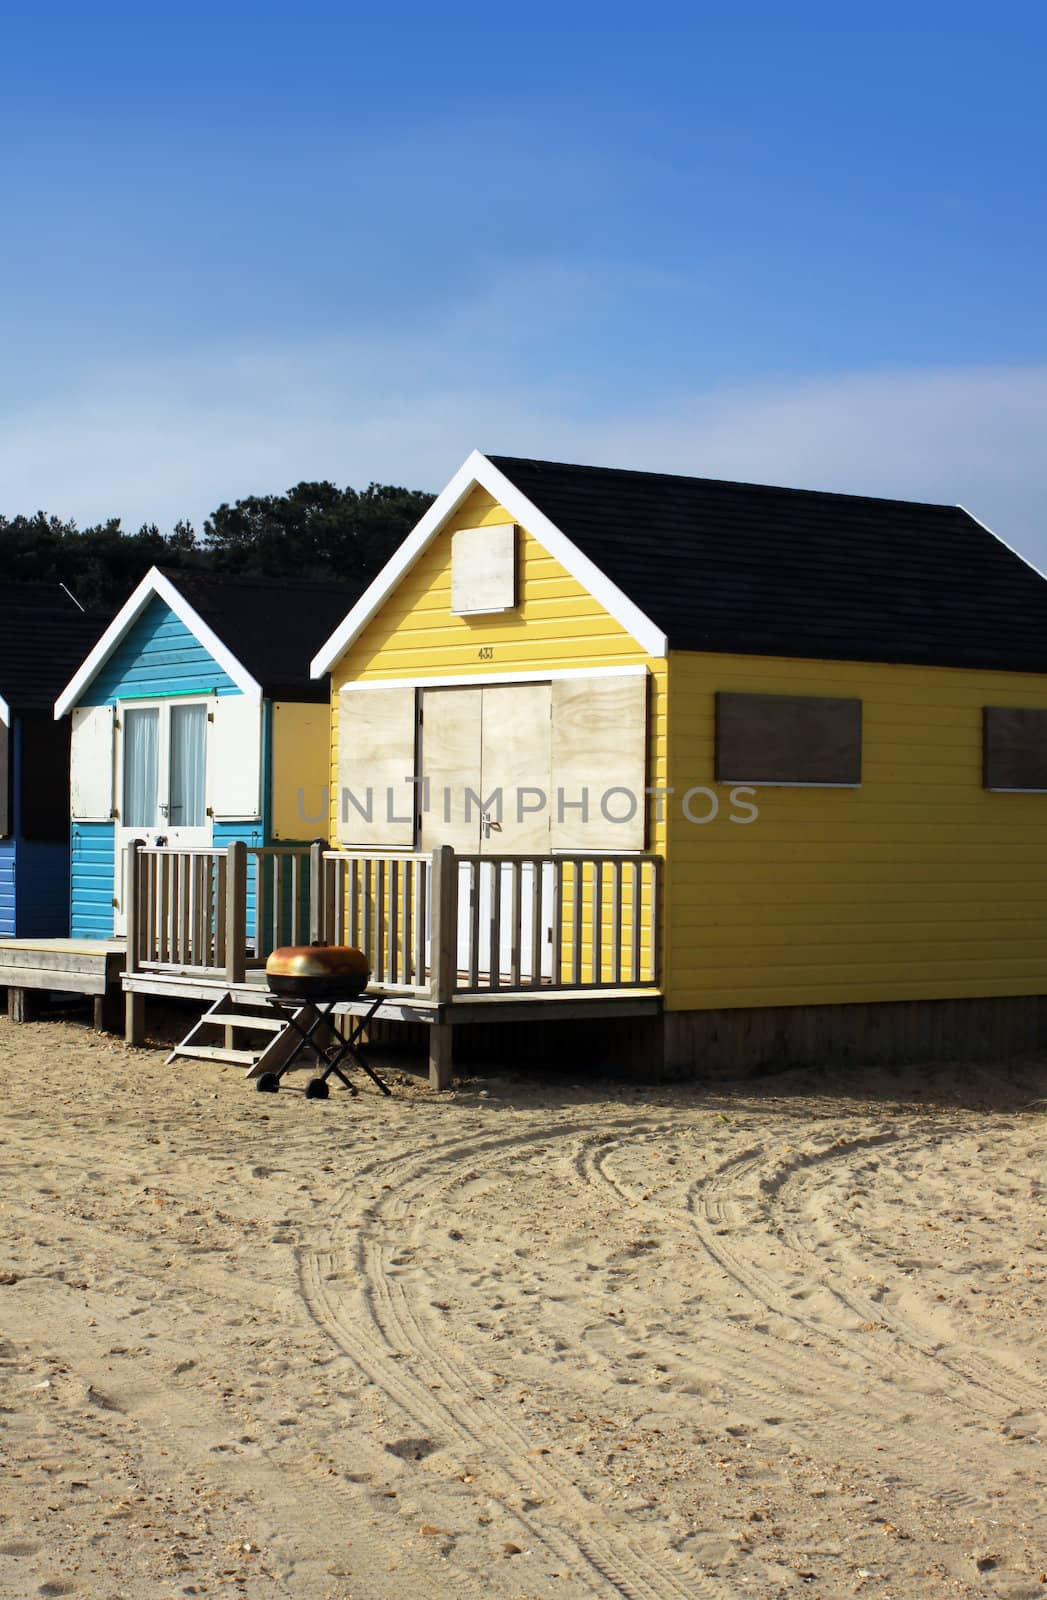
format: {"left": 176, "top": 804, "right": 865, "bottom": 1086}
{"left": 0, "top": 694, "right": 9, "bottom": 724}
{"left": 54, "top": 567, "right": 262, "bottom": 718}
{"left": 339, "top": 665, "right": 649, "bottom": 693}
{"left": 311, "top": 450, "right": 668, "bottom": 676}
{"left": 958, "top": 504, "right": 1047, "bottom": 583}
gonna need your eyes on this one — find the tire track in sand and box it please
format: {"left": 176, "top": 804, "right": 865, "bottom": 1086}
{"left": 573, "top": 1125, "right": 1028, "bottom": 1517}
{"left": 297, "top": 1118, "right": 717, "bottom": 1600}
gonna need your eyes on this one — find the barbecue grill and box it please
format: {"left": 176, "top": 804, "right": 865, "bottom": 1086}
{"left": 256, "top": 944, "right": 390, "bottom": 1100}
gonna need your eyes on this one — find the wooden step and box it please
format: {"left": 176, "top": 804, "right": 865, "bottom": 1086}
{"left": 198, "top": 1011, "right": 287, "bottom": 1032}
{"left": 176, "top": 1044, "right": 261, "bottom": 1066}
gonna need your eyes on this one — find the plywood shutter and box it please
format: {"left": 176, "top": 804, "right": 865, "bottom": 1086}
{"left": 0, "top": 709, "right": 9, "bottom": 837}
{"left": 210, "top": 696, "right": 262, "bottom": 820}
{"left": 550, "top": 674, "right": 647, "bottom": 850}
{"left": 451, "top": 524, "right": 517, "bottom": 614}
{"left": 716, "top": 692, "right": 862, "bottom": 785}
{"left": 337, "top": 685, "right": 416, "bottom": 847}
{"left": 71, "top": 704, "right": 115, "bottom": 821}
{"left": 983, "top": 706, "right": 1047, "bottom": 790}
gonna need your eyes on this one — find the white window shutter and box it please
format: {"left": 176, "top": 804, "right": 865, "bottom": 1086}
{"left": 209, "top": 697, "right": 262, "bottom": 820}
{"left": 550, "top": 674, "right": 648, "bottom": 850}
{"left": 71, "top": 705, "right": 115, "bottom": 821}
{"left": 337, "top": 685, "right": 416, "bottom": 847}
{"left": 0, "top": 710, "right": 9, "bottom": 837}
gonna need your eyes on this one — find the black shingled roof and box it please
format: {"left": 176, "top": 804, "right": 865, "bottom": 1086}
{"left": 488, "top": 455, "right": 1047, "bottom": 673}
{"left": 157, "top": 570, "right": 365, "bottom": 700}
{"left": 0, "top": 582, "right": 109, "bottom": 711}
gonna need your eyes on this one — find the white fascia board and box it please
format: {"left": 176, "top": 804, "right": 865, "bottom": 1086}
{"left": 340, "top": 665, "right": 648, "bottom": 691}
{"left": 477, "top": 454, "right": 668, "bottom": 658}
{"left": 957, "top": 504, "right": 1047, "bottom": 582}
{"left": 0, "top": 694, "right": 9, "bottom": 723}
{"left": 54, "top": 567, "right": 261, "bottom": 719}
{"left": 310, "top": 454, "right": 485, "bottom": 676}
{"left": 310, "top": 449, "right": 668, "bottom": 676}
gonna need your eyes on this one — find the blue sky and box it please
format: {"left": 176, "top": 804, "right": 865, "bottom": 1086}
{"left": 2, "top": 2, "right": 1046, "bottom": 563}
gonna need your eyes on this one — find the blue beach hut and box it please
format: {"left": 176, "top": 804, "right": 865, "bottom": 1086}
{"left": 0, "top": 583, "right": 107, "bottom": 937}
{"left": 54, "top": 567, "right": 358, "bottom": 938}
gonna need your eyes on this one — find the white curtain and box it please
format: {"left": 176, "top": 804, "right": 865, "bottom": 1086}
{"left": 170, "top": 704, "right": 207, "bottom": 827}
{"left": 123, "top": 707, "right": 159, "bottom": 827}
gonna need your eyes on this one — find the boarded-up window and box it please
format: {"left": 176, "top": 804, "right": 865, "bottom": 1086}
{"left": 337, "top": 685, "right": 416, "bottom": 847}
{"left": 716, "top": 692, "right": 862, "bottom": 785}
{"left": 0, "top": 708, "right": 9, "bottom": 838}
{"left": 551, "top": 673, "right": 647, "bottom": 849}
{"left": 451, "top": 524, "right": 517, "bottom": 614}
{"left": 983, "top": 706, "right": 1047, "bottom": 791}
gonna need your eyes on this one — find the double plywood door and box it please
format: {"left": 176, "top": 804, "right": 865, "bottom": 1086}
{"left": 420, "top": 684, "right": 553, "bottom": 979}
{"left": 419, "top": 684, "right": 552, "bottom": 853}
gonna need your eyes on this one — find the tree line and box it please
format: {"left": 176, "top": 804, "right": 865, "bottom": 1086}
{"left": 0, "top": 480, "right": 435, "bottom": 611}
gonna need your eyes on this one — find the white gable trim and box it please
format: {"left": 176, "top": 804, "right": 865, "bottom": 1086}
{"left": 54, "top": 567, "right": 262, "bottom": 719}
{"left": 957, "top": 505, "right": 1047, "bottom": 582}
{"left": 310, "top": 450, "right": 668, "bottom": 676}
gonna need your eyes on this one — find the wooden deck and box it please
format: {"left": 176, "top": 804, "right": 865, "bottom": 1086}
{"left": 0, "top": 938, "right": 125, "bottom": 1026}
{"left": 122, "top": 963, "right": 661, "bottom": 1023}
{"left": 1, "top": 842, "right": 663, "bottom": 1088}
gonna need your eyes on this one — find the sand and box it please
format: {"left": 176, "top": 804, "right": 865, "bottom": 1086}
{"left": 0, "top": 1015, "right": 1044, "bottom": 1600}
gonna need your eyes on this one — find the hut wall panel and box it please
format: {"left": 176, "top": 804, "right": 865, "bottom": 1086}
{"left": 667, "top": 650, "right": 1047, "bottom": 1011}
{"left": 15, "top": 840, "right": 70, "bottom": 937}
{"left": 70, "top": 822, "right": 115, "bottom": 938}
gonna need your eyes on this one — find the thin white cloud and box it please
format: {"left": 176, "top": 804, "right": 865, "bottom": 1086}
{"left": 2, "top": 338, "right": 1046, "bottom": 569}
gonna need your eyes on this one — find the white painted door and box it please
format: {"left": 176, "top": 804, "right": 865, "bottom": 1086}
{"left": 113, "top": 698, "right": 213, "bottom": 933}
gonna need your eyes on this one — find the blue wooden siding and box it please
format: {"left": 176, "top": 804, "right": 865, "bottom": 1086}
{"left": 71, "top": 822, "right": 116, "bottom": 938}
{"left": 0, "top": 839, "right": 15, "bottom": 937}
{"left": 82, "top": 597, "right": 239, "bottom": 706}
{"left": 16, "top": 841, "right": 70, "bottom": 937}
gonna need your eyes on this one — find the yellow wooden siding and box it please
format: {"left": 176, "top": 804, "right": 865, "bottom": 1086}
{"left": 329, "top": 487, "right": 669, "bottom": 866}
{"left": 271, "top": 702, "right": 331, "bottom": 841}
{"left": 666, "top": 651, "right": 1047, "bottom": 1010}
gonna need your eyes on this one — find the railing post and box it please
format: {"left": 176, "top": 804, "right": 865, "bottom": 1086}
{"left": 123, "top": 840, "right": 147, "bottom": 1045}
{"left": 428, "top": 845, "right": 457, "bottom": 1090}
{"left": 309, "top": 841, "right": 327, "bottom": 944}
{"left": 124, "top": 839, "right": 141, "bottom": 975}
{"left": 225, "top": 841, "right": 247, "bottom": 985}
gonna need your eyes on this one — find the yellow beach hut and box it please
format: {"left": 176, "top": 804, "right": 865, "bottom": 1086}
{"left": 310, "top": 451, "right": 1047, "bottom": 1083}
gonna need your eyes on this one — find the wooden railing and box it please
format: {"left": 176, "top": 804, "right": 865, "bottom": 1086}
{"left": 315, "top": 847, "right": 661, "bottom": 998}
{"left": 125, "top": 842, "right": 313, "bottom": 982}
{"left": 124, "top": 840, "right": 661, "bottom": 997}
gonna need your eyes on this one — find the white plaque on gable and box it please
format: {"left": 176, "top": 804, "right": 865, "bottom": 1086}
{"left": 450, "top": 523, "right": 517, "bottom": 615}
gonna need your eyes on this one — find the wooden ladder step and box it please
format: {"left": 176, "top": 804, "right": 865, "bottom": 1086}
{"left": 176, "top": 1044, "right": 261, "bottom": 1066}
{"left": 199, "top": 1011, "right": 287, "bottom": 1033}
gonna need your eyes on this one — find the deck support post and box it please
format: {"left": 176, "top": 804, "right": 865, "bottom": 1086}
{"left": 125, "top": 990, "right": 146, "bottom": 1046}
{"left": 93, "top": 992, "right": 121, "bottom": 1033}
{"left": 427, "top": 845, "right": 458, "bottom": 1090}
{"left": 429, "top": 1021, "right": 454, "bottom": 1091}
{"left": 225, "top": 842, "right": 248, "bottom": 986}
{"left": 7, "top": 987, "right": 39, "bottom": 1023}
